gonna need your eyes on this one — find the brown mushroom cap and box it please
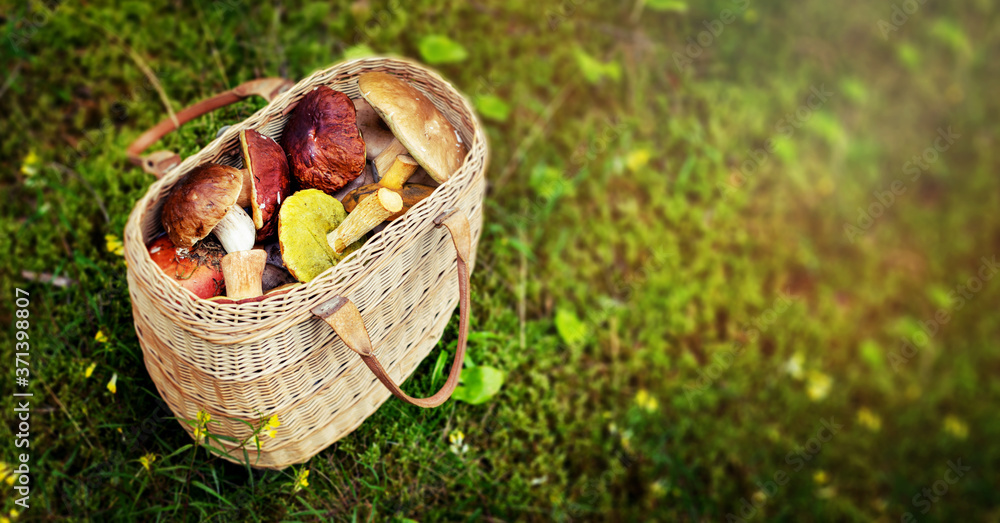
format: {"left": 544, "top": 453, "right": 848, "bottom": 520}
{"left": 161, "top": 163, "right": 243, "bottom": 249}
{"left": 240, "top": 129, "right": 291, "bottom": 242}
{"left": 283, "top": 86, "right": 366, "bottom": 194}
{"left": 357, "top": 72, "right": 468, "bottom": 184}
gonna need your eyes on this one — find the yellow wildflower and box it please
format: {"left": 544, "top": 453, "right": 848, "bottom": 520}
{"left": 813, "top": 470, "right": 828, "bottom": 485}
{"left": 20, "top": 150, "right": 40, "bottom": 176}
{"left": 105, "top": 234, "right": 125, "bottom": 257}
{"left": 857, "top": 407, "right": 882, "bottom": 432}
{"left": 84, "top": 362, "right": 97, "bottom": 378}
{"left": 752, "top": 490, "right": 767, "bottom": 505}
{"left": 635, "top": 388, "right": 659, "bottom": 413}
{"left": 1, "top": 516, "right": 10, "bottom": 523}
{"left": 626, "top": 149, "right": 651, "bottom": 173}
{"left": 139, "top": 453, "right": 157, "bottom": 472}
{"left": 293, "top": 468, "right": 309, "bottom": 493}
{"left": 805, "top": 370, "right": 832, "bottom": 401}
{"left": 193, "top": 426, "right": 205, "bottom": 444}
{"left": 95, "top": 330, "right": 108, "bottom": 343}
{"left": 8, "top": 509, "right": 18, "bottom": 518}
{"left": 0, "top": 462, "right": 11, "bottom": 485}
{"left": 197, "top": 410, "right": 212, "bottom": 425}
{"left": 266, "top": 415, "right": 280, "bottom": 438}
{"left": 448, "top": 429, "right": 468, "bottom": 455}
{"left": 943, "top": 415, "right": 969, "bottom": 440}
{"left": 107, "top": 373, "right": 118, "bottom": 394}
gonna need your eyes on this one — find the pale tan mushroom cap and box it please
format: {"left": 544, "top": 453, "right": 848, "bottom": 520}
{"left": 358, "top": 72, "right": 468, "bottom": 184}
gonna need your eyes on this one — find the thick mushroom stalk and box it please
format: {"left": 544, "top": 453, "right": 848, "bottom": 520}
{"left": 212, "top": 205, "right": 256, "bottom": 253}
{"left": 222, "top": 250, "right": 267, "bottom": 300}
{"left": 373, "top": 139, "right": 408, "bottom": 182}
{"left": 378, "top": 154, "right": 419, "bottom": 190}
{"left": 213, "top": 205, "right": 267, "bottom": 300}
{"left": 327, "top": 188, "right": 402, "bottom": 254}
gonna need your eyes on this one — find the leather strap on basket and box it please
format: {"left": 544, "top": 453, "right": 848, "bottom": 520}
{"left": 126, "top": 77, "right": 294, "bottom": 178}
{"left": 312, "top": 209, "right": 472, "bottom": 408}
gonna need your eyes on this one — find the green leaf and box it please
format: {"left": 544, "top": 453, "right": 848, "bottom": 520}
{"left": 555, "top": 307, "right": 588, "bottom": 347}
{"left": 418, "top": 35, "right": 468, "bottom": 64}
{"left": 573, "top": 48, "right": 621, "bottom": 84}
{"left": 859, "top": 339, "right": 884, "bottom": 371}
{"left": 431, "top": 349, "right": 449, "bottom": 385}
{"left": 475, "top": 94, "right": 511, "bottom": 122}
{"left": 453, "top": 366, "right": 505, "bottom": 405}
{"left": 645, "top": 0, "right": 688, "bottom": 13}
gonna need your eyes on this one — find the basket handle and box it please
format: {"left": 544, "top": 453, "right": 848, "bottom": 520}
{"left": 312, "top": 209, "right": 472, "bottom": 408}
{"left": 126, "top": 77, "right": 295, "bottom": 179}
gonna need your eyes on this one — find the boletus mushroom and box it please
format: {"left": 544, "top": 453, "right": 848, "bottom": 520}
{"left": 358, "top": 72, "right": 468, "bottom": 184}
{"left": 354, "top": 97, "right": 395, "bottom": 161}
{"left": 283, "top": 86, "right": 366, "bottom": 194}
{"left": 278, "top": 189, "right": 362, "bottom": 282}
{"left": 160, "top": 163, "right": 267, "bottom": 300}
{"left": 147, "top": 234, "right": 226, "bottom": 299}
{"left": 328, "top": 187, "right": 402, "bottom": 254}
{"left": 237, "top": 129, "right": 291, "bottom": 242}
{"left": 161, "top": 163, "right": 243, "bottom": 249}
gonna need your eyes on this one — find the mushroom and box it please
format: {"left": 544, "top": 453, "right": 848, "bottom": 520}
{"left": 147, "top": 234, "right": 227, "bottom": 299}
{"left": 160, "top": 163, "right": 267, "bottom": 300}
{"left": 237, "top": 129, "right": 291, "bottom": 242}
{"left": 357, "top": 72, "right": 468, "bottom": 184}
{"left": 278, "top": 189, "right": 361, "bottom": 282}
{"left": 161, "top": 163, "right": 243, "bottom": 249}
{"left": 283, "top": 86, "right": 366, "bottom": 194}
{"left": 343, "top": 182, "right": 435, "bottom": 221}
{"left": 353, "top": 97, "right": 395, "bottom": 160}
{"left": 327, "top": 187, "right": 402, "bottom": 254}
{"left": 214, "top": 206, "right": 267, "bottom": 300}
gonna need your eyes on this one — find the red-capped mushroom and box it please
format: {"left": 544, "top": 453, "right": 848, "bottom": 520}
{"left": 147, "top": 234, "right": 226, "bottom": 299}
{"left": 283, "top": 86, "right": 366, "bottom": 194}
{"left": 237, "top": 129, "right": 291, "bottom": 242}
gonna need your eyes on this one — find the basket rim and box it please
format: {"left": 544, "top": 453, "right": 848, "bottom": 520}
{"left": 123, "top": 56, "right": 488, "bottom": 345}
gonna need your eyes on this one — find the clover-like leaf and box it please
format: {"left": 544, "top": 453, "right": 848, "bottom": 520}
{"left": 453, "top": 365, "right": 505, "bottom": 405}
{"left": 475, "top": 94, "right": 511, "bottom": 122}
{"left": 418, "top": 35, "right": 468, "bottom": 64}
{"left": 555, "top": 307, "right": 588, "bottom": 347}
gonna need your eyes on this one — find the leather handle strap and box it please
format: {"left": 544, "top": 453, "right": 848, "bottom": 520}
{"left": 312, "top": 209, "right": 472, "bottom": 408}
{"left": 126, "top": 77, "right": 294, "bottom": 178}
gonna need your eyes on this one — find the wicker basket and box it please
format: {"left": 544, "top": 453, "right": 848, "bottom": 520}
{"left": 122, "top": 57, "right": 487, "bottom": 469}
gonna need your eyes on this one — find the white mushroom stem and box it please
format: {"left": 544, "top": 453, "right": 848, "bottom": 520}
{"left": 221, "top": 250, "right": 267, "bottom": 300}
{"left": 327, "top": 188, "right": 403, "bottom": 254}
{"left": 379, "top": 155, "right": 419, "bottom": 190}
{"left": 213, "top": 205, "right": 266, "bottom": 300}
{"left": 373, "top": 138, "right": 408, "bottom": 180}
{"left": 212, "top": 205, "right": 256, "bottom": 253}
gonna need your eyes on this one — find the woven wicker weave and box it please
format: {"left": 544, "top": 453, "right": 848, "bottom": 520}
{"left": 123, "top": 58, "right": 487, "bottom": 469}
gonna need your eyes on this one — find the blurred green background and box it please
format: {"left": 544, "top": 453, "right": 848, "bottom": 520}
{"left": 1, "top": 0, "right": 998, "bottom": 520}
